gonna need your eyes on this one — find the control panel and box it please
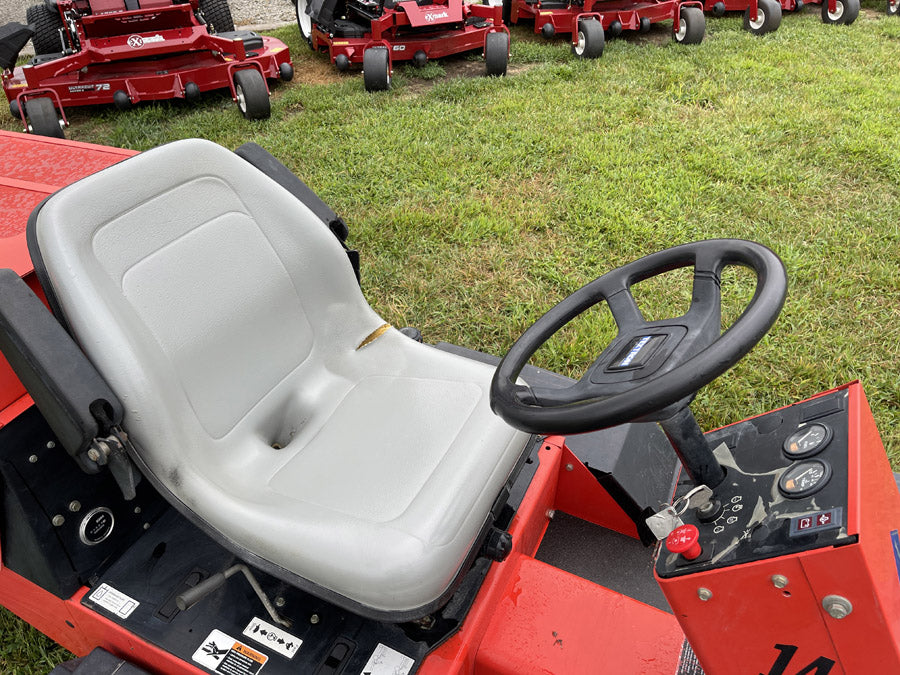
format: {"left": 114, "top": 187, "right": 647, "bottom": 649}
{"left": 656, "top": 389, "right": 852, "bottom": 577}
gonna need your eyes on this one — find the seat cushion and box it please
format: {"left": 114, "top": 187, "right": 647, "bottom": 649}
{"left": 31, "top": 139, "right": 531, "bottom": 617}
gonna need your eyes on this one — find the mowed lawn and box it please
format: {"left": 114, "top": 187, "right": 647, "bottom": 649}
{"left": 1, "top": 4, "right": 899, "bottom": 671}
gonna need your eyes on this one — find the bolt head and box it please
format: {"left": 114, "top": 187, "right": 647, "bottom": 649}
{"left": 52, "top": 515, "right": 65, "bottom": 527}
{"left": 68, "top": 501, "right": 81, "bottom": 513}
{"left": 28, "top": 454, "right": 38, "bottom": 463}
{"left": 310, "top": 613, "right": 320, "bottom": 624}
{"left": 697, "top": 587, "right": 712, "bottom": 601}
{"left": 771, "top": 574, "right": 789, "bottom": 589}
{"left": 274, "top": 596, "right": 286, "bottom": 608}
{"left": 823, "top": 595, "right": 852, "bottom": 619}
{"left": 565, "top": 463, "right": 574, "bottom": 472}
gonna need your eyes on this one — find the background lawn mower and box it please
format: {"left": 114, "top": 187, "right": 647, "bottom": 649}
{"left": 0, "top": 0, "right": 294, "bottom": 139}
{"left": 293, "top": 0, "right": 509, "bottom": 91}
{"left": 2, "top": 131, "right": 900, "bottom": 675}
{"left": 701, "top": 0, "right": 858, "bottom": 38}
{"left": 503, "top": 0, "right": 705, "bottom": 60}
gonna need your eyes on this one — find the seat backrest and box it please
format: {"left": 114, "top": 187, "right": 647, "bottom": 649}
{"left": 31, "top": 139, "right": 385, "bottom": 469}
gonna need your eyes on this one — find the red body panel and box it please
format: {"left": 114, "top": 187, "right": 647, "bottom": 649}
{"left": 0, "top": 131, "right": 135, "bottom": 421}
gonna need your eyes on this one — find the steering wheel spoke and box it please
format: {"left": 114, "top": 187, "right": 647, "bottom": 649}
{"left": 490, "top": 240, "right": 787, "bottom": 435}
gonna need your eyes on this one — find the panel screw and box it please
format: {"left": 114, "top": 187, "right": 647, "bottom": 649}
{"left": 52, "top": 515, "right": 65, "bottom": 527}
{"left": 68, "top": 501, "right": 81, "bottom": 513}
{"left": 28, "top": 455, "right": 38, "bottom": 463}
{"left": 310, "top": 613, "right": 320, "bottom": 624}
{"left": 565, "top": 463, "right": 574, "bottom": 472}
{"left": 134, "top": 506, "right": 142, "bottom": 514}
{"left": 697, "top": 587, "right": 712, "bottom": 601}
{"left": 823, "top": 595, "right": 852, "bottom": 619}
{"left": 47, "top": 441, "right": 56, "bottom": 449}
{"left": 274, "top": 596, "right": 286, "bottom": 608}
{"left": 771, "top": 574, "right": 789, "bottom": 589}
{"left": 546, "top": 509, "right": 556, "bottom": 519}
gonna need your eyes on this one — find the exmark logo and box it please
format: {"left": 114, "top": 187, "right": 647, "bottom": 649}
{"left": 127, "top": 34, "right": 164, "bottom": 48}
{"left": 424, "top": 10, "right": 449, "bottom": 21}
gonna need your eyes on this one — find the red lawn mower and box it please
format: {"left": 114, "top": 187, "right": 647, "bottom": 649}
{"left": 0, "top": 0, "right": 294, "bottom": 139}
{"left": 2, "top": 130, "right": 900, "bottom": 675}
{"left": 504, "top": 0, "right": 705, "bottom": 59}
{"left": 293, "top": 0, "right": 509, "bottom": 91}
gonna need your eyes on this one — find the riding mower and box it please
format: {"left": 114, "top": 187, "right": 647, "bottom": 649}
{"left": 293, "top": 0, "right": 509, "bottom": 91}
{"left": 1, "top": 129, "right": 900, "bottom": 675}
{"left": 0, "top": 0, "right": 294, "bottom": 139}
{"left": 503, "top": 0, "right": 705, "bottom": 59}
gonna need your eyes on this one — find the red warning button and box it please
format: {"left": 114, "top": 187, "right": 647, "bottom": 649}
{"left": 666, "top": 524, "right": 702, "bottom": 560}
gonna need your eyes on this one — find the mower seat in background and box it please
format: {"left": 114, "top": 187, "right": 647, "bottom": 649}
{"left": 28, "top": 139, "right": 531, "bottom": 619}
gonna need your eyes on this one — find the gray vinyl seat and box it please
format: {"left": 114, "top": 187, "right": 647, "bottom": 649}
{"left": 31, "top": 139, "right": 531, "bottom": 618}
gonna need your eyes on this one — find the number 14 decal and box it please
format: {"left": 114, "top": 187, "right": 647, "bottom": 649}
{"left": 763, "top": 644, "right": 835, "bottom": 675}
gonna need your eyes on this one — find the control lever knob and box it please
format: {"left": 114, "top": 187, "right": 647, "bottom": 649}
{"left": 666, "top": 524, "right": 702, "bottom": 561}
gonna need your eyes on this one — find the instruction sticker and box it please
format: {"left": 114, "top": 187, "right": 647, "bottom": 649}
{"left": 361, "top": 643, "right": 414, "bottom": 675}
{"left": 243, "top": 617, "right": 302, "bottom": 659}
{"left": 88, "top": 583, "right": 139, "bottom": 619}
{"left": 192, "top": 629, "right": 268, "bottom": 675}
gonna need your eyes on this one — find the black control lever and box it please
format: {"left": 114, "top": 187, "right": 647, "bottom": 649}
{"left": 658, "top": 407, "right": 725, "bottom": 489}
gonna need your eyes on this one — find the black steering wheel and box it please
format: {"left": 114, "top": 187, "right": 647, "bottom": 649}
{"left": 490, "top": 240, "right": 787, "bottom": 435}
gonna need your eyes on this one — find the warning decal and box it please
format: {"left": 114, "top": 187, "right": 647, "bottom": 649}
{"left": 675, "top": 639, "right": 705, "bottom": 675}
{"left": 243, "top": 616, "right": 302, "bottom": 659}
{"left": 88, "top": 583, "right": 139, "bottom": 619}
{"left": 361, "top": 643, "right": 414, "bottom": 675}
{"left": 192, "top": 629, "right": 268, "bottom": 675}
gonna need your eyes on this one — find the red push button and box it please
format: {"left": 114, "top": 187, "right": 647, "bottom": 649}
{"left": 666, "top": 524, "right": 702, "bottom": 560}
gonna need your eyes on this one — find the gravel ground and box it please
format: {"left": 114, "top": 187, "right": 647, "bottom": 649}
{"left": 0, "top": 0, "right": 295, "bottom": 50}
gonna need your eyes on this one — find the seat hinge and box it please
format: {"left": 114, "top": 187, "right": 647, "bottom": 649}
{"left": 86, "top": 426, "right": 141, "bottom": 501}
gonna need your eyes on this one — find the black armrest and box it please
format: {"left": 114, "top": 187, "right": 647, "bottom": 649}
{"left": 0, "top": 269, "right": 124, "bottom": 473}
{"left": 234, "top": 142, "right": 350, "bottom": 241}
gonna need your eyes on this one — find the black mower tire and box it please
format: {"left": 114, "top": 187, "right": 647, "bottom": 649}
{"left": 233, "top": 69, "right": 270, "bottom": 120}
{"left": 743, "top": 0, "right": 782, "bottom": 34}
{"left": 199, "top": 0, "right": 235, "bottom": 34}
{"left": 821, "top": 0, "right": 858, "bottom": 23}
{"left": 571, "top": 18, "right": 604, "bottom": 59}
{"left": 26, "top": 4, "right": 64, "bottom": 56}
{"left": 674, "top": 6, "right": 705, "bottom": 44}
{"left": 363, "top": 47, "right": 391, "bottom": 92}
{"left": 24, "top": 97, "right": 64, "bottom": 139}
{"left": 889, "top": 0, "right": 899, "bottom": 15}
{"left": 485, "top": 31, "right": 509, "bottom": 77}
{"left": 294, "top": 0, "right": 314, "bottom": 49}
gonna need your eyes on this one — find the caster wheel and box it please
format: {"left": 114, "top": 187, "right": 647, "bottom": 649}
{"left": 744, "top": 0, "right": 782, "bottom": 34}
{"left": 674, "top": 6, "right": 705, "bottom": 44}
{"left": 572, "top": 17, "right": 605, "bottom": 58}
{"left": 233, "top": 68, "right": 270, "bottom": 119}
{"left": 363, "top": 46, "right": 391, "bottom": 91}
{"left": 485, "top": 31, "right": 509, "bottom": 77}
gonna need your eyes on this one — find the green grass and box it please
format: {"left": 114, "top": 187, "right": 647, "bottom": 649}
{"left": 2, "top": 5, "right": 900, "bottom": 670}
